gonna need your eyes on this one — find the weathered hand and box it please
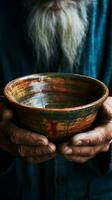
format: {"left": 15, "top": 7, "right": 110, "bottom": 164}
{"left": 0, "top": 107, "right": 56, "bottom": 164}
{"left": 58, "top": 96, "right": 112, "bottom": 163}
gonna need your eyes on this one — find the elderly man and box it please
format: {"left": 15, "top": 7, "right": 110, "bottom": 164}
{"left": 0, "top": 0, "right": 112, "bottom": 199}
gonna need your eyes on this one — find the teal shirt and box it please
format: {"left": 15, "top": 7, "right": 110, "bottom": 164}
{"left": 0, "top": 1, "right": 112, "bottom": 200}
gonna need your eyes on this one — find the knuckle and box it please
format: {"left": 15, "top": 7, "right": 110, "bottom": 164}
{"left": 41, "top": 147, "right": 50, "bottom": 155}
{"left": 35, "top": 148, "right": 40, "bottom": 155}
{"left": 90, "top": 148, "right": 96, "bottom": 156}
{"left": 35, "top": 147, "right": 47, "bottom": 155}
{"left": 36, "top": 140, "right": 45, "bottom": 146}
{"left": 39, "top": 135, "right": 47, "bottom": 141}
{"left": 36, "top": 147, "right": 43, "bottom": 155}
{"left": 86, "top": 139, "right": 91, "bottom": 145}
{"left": 76, "top": 148, "right": 81, "bottom": 155}
{"left": 95, "top": 137, "right": 102, "bottom": 144}
{"left": 31, "top": 134, "right": 47, "bottom": 143}
{"left": 106, "top": 134, "right": 112, "bottom": 142}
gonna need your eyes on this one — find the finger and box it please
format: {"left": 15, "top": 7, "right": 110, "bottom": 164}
{"left": 70, "top": 127, "right": 109, "bottom": 146}
{"left": 6, "top": 123, "right": 49, "bottom": 146}
{"left": 23, "top": 153, "right": 56, "bottom": 164}
{"left": 64, "top": 155, "right": 92, "bottom": 163}
{"left": 68, "top": 143, "right": 110, "bottom": 157}
{"left": 58, "top": 142, "right": 110, "bottom": 156}
{"left": 57, "top": 143, "right": 72, "bottom": 155}
{"left": 18, "top": 143, "right": 56, "bottom": 157}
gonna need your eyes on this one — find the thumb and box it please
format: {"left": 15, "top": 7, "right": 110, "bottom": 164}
{"left": 70, "top": 126, "right": 107, "bottom": 146}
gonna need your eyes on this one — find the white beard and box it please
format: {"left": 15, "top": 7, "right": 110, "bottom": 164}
{"left": 27, "top": 0, "right": 91, "bottom": 70}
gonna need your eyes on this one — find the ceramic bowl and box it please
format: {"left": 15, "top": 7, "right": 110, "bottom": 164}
{"left": 4, "top": 73, "right": 109, "bottom": 143}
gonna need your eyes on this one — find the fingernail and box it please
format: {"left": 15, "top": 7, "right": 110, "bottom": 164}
{"left": 64, "top": 148, "right": 72, "bottom": 154}
{"left": 48, "top": 143, "right": 56, "bottom": 152}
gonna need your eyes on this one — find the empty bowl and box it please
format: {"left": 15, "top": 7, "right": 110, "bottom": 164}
{"left": 4, "top": 73, "right": 109, "bottom": 143}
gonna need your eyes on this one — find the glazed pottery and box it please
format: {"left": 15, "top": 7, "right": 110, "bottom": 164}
{"left": 4, "top": 73, "right": 109, "bottom": 143}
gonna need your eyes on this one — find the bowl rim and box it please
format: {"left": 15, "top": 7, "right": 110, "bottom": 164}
{"left": 4, "top": 73, "right": 109, "bottom": 112}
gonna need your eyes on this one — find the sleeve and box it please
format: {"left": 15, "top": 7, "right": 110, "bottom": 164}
{"left": 98, "top": 0, "right": 112, "bottom": 173}
{"left": 0, "top": 96, "right": 15, "bottom": 174}
{"left": 87, "top": 0, "right": 112, "bottom": 174}
{"left": 0, "top": 24, "right": 16, "bottom": 173}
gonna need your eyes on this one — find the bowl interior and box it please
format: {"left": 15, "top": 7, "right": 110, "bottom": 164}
{"left": 5, "top": 74, "right": 107, "bottom": 109}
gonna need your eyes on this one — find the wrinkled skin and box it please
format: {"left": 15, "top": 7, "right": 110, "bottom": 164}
{"left": 0, "top": 104, "right": 56, "bottom": 163}
{"left": 0, "top": 97, "right": 112, "bottom": 164}
{"left": 58, "top": 97, "right": 112, "bottom": 163}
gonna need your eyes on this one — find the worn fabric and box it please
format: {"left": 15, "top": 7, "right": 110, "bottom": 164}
{"left": 0, "top": 0, "right": 112, "bottom": 200}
